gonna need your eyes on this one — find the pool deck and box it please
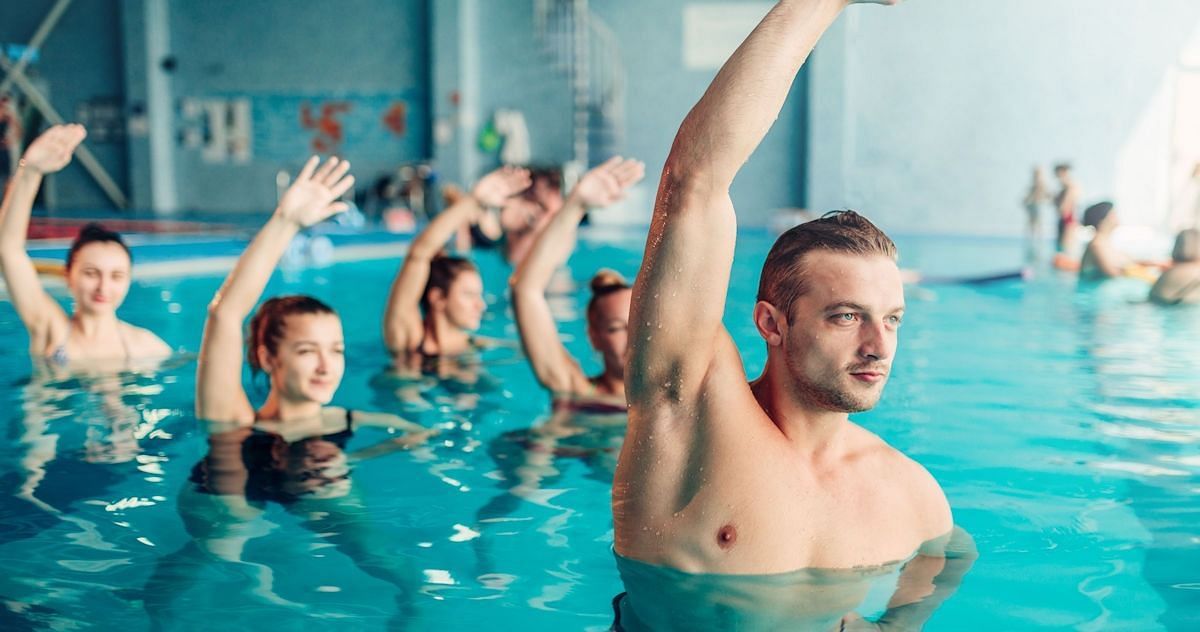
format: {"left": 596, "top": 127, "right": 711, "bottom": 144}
{"left": 17, "top": 224, "right": 414, "bottom": 289}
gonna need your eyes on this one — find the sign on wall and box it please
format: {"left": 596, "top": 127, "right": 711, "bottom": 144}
{"left": 177, "top": 92, "right": 428, "bottom": 163}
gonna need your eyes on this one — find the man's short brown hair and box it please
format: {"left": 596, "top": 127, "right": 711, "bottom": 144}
{"left": 756, "top": 210, "right": 897, "bottom": 319}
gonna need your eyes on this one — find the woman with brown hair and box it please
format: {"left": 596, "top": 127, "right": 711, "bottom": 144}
{"left": 509, "top": 156, "right": 644, "bottom": 408}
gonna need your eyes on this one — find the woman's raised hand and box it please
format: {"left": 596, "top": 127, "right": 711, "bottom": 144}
{"left": 20, "top": 124, "right": 87, "bottom": 175}
{"left": 472, "top": 166, "right": 532, "bottom": 208}
{"left": 275, "top": 156, "right": 356, "bottom": 227}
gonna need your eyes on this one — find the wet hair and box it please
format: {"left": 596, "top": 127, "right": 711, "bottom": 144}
{"left": 421, "top": 255, "right": 479, "bottom": 313}
{"left": 1173, "top": 229, "right": 1200, "bottom": 263}
{"left": 586, "top": 269, "right": 631, "bottom": 322}
{"left": 1054, "top": 163, "right": 1072, "bottom": 174}
{"left": 247, "top": 295, "right": 338, "bottom": 375}
{"left": 756, "top": 210, "right": 897, "bottom": 319}
{"left": 1082, "top": 201, "right": 1114, "bottom": 228}
{"left": 525, "top": 166, "right": 563, "bottom": 194}
{"left": 66, "top": 222, "right": 131, "bottom": 270}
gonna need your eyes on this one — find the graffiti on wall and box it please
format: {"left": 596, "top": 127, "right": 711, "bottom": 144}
{"left": 300, "top": 101, "right": 352, "bottom": 154}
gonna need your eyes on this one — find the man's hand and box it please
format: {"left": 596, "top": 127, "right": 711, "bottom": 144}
{"left": 571, "top": 156, "right": 646, "bottom": 209}
{"left": 20, "top": 124, "right": 87, "bottom": 175}
{"left": 473, "top": 166, "right": 532, "bottom": 208}
{"left": 275, "top": 156, "right": 356, "bottom": 228}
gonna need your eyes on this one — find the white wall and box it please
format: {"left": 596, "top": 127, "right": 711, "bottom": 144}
{"left": 807, "top": 0, "right": 1200, "bottom": 237}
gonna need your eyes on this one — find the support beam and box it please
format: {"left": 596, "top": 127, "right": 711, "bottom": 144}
{"left": 0, "top": 55, "right": 129, "bottom": 209}
{"left": 0, "top": 0, "right": 74, "bottom": 97}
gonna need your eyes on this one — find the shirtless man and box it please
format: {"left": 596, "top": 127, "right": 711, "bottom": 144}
{"left": 614, "top": 0, "right": 952, "bottom": 576}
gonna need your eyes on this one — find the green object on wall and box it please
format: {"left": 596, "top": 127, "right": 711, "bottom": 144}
{"left": 478, "top": 122, "right": 501, "bottom": 152}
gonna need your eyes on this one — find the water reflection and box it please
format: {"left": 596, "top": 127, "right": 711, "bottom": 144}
{"left": 1077, "top": 287, "right": 1200, "bottom": 629}
{"left": 3, "top": 365, "right": 181, "bottom": 548}
{"left": 141, "top": 415, "right": 430, "bottom": 628}
{"left": 612, "top": 528, "right": 977, "bottom": 631}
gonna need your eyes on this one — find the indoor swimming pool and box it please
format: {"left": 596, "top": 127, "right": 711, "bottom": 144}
{"left": 0, "top": 229, "right": 1196, "bottom": 630}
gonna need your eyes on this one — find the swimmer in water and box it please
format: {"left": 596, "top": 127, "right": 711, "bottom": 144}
{"left": 0, "top": 124, "right": 171, "bottom": 367}
{"left": 1150, "top": 228, "right": 1200, "bottom": 304}
{"left": 499, "top": 166, "right": 566, "bottom": 265}
{"left": 198, "top": 155, "right": 431, "bottom": 438}
{"left": 510, "top": 156, "right": 645, "bottom": 409}
{"left": 382, "top": 165, "right": 532, "bottom": 370}
{"left": 615, "top": 0, "right": 954, "bottom": 579}
{"left": 1078, "top": 201, "right": 1166, "bottom": 281}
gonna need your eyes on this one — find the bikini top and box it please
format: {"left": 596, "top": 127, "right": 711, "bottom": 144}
{"left": 48, "top": 324, "right": 133, "bottom": 366}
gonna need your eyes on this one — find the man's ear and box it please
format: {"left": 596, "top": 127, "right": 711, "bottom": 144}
{"left": 753, "top": 300, "right": 786, "bottom": 347}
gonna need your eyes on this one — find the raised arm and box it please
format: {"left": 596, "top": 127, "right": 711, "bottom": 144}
{"left": 510, "top": 157, "right": 644, "bottom": 393}
{"left": 628, "top": 0, "right": 880, "bottom": 404}
{"left": 0, "top": 125, "right": 86, "bottom": 343}
{"left": 383, "top": 166, "right": 530, "bottom": 353}
{"left": 197, "top": 156, "right": 354, "bottom": 423}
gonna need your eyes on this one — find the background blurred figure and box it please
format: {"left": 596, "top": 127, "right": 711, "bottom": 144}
{"left": 1053, "top": 163, "right": 1081, "bottom": 255}
{"left": 0, "top": 96, "right": 21, "bottom": 184}
{"left": 510, "top": 156, "right": 644, "bottom": 407}
{"left": 1022, "top": 165, "right": 1049, "bottom": 255}
{"left": 499, "top": 166, "right": 564, "bottom": 265}
{"left": 0, "top": 124, "right": 171, "bottom": 367}
{"left": 1079, "top": 201, "right": 1166, "bottom": 282}
{"left": 1192, "top": 163, "right": 1200, "bottom": 230}
{"left": 1150, "top": 229, "right": 1200, "bottom": 304}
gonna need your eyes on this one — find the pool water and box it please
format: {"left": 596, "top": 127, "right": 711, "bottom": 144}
{"left": 0, "top": 228, "right": 1197, "bottom": 630}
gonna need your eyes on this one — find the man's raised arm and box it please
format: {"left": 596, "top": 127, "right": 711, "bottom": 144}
{"left": 628, "top": 0, "right": 877, "bottom": 405}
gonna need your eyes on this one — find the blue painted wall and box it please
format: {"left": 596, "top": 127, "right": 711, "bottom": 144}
{"left": 458, "top": 1, "right": 808, "bottom": 225}
{"left": 591, "top": 0, "right": 807, "bottom": 225}
{"left": 166, "top": 0, "right": 431, "bottom": 213}
{"left": 807, "top": 0, "right": 1200, "bottom": 237}
{"left": 0, "top": 0, "right": 127, "bottom": 211}
{"left": 474, "top": 0, "right": 575, "bottom": 170}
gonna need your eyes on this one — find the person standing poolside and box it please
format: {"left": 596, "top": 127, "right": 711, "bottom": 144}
{"left": 0, "top": 124, "right": 171, "bottom": 367}
{"left": 383, "top": 166, "right": 531, "bottom": 365}
{"left": 510, "top": 156, "right": 645, "bottom": 409}
{"left": 1022, "top": 165, "right": 1048, "bottom": 253}
{"left": 1053, "top": 162, "right": 1081, "bottom": 255}
{"left": 615, "top": 0, "right": 954, "bottom": 578}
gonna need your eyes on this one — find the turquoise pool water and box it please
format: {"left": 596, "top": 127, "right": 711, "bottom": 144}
{"left": 0, "top": 229, "right": 1197, "bottom": 630}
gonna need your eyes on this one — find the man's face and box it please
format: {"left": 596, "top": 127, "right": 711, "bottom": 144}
{"left": 778, "top": 252, "right": 905, "bottom": 412}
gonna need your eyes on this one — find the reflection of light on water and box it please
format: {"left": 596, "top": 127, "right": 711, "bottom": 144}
{"left": 102, "top": 497, "right": 159, "bottom": 512}
{"left": 470, "top": 573, "right": 517, "bottom": 601}
{"left": 421, "top": 569, "right": 459, "bottom": 601}
{"left": 315, "top": 585, "right": 341, "bottom": 593}
{"left": 449, "top": 523, "right": 480, "bottom": 542}
{"left": 135, "top": 454, "right": 166, "bottom": 475}
{"left": 423, "top": 569, "right": 456, "bottom": 585}
{"left": 1096, "top": 422, "right": 1200, "bottom": 444}
{"left": 55, "top": 558, "right": 132, "bottom": 573}
{"left": 1091, "top": 461, "right": 1190, "bottom": 477}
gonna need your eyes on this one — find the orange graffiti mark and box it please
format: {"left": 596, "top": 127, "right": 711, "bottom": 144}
{"left": 300, "top": 101, "right": 352, "bottom": 153}
{"left": 382, "top": 101, "right": 407, "bottom": 137}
